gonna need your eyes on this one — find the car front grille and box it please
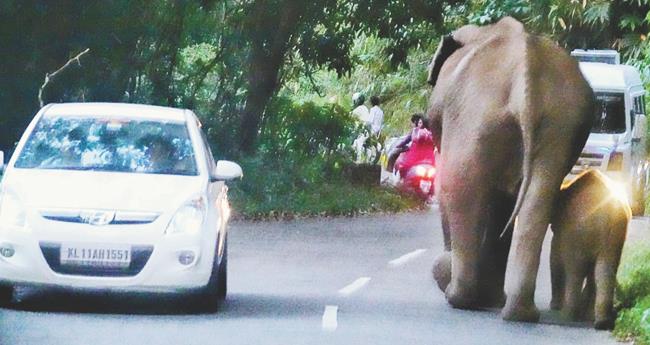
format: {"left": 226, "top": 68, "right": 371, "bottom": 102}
{"left": 39, "top": 242, "right": 154, "bottom": 277}
{"left": 571, "top": 152, "right": 605, "bottom": 175}
{"left": 39, "top": 209, "right": 159, "bottom": 226}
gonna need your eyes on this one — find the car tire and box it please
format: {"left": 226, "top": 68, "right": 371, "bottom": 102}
{"left": 216, "top": 238, "right": 227, "bottom": 300}
{"left": 0, "top": 285, "right": 13, "bottom": 306}
{"left": 193, "top": 236, "right": 227, "bottom": 313}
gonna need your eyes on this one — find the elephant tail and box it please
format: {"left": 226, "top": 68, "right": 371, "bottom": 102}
{"left": 500, "top": 78, "right": 535, "bottom": 239}
{"left": 500, "top": 156, "right": 531, "bottom": 239}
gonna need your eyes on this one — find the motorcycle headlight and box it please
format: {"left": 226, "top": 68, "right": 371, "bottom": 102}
{"left": 415, "top": 166, "right": 427, "bottom": 177}
{"left": 427, "top": 167, "right": 436, "bottom": 178}
{"left": 0, "top": 192, "right": 26, "bottom": 229}
{"left": 166, "top": 197, "right": 205, "bottom": 235}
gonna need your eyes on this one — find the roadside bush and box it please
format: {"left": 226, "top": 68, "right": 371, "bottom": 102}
{"left": 614, "top": 244, "right": 650, "bottom": 344}
{"left": 227, "top": 98, "right": 422, "bottom": 219}
{"left": 259, "top": 97, "right": 359, "bottom": 159}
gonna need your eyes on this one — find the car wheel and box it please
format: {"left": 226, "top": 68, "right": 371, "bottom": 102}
{"left": 216, "top": 239, "right": 227, "bottom": 300}
{"left": 0, "top": 285, "right": 13, "bottom": 306}
{"left": 193, "top": 236, "right": 227, "bottom": 313}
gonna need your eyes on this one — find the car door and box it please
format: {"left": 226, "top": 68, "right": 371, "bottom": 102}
{"left": 198, "top": 125, "right": 228, "bottom": 259}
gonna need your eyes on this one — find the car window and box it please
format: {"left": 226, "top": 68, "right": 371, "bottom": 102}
{"left": 199, "top": 127, "right": 217, "bottom": 173}
{"left": 14, "top": 116, "right": 198, "bottom": 176}
{"left": 591, "top": 92, "right": 626, "bottom": 134}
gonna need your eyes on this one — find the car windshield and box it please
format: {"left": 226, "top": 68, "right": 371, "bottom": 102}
{"left": 14, "top": 116, "right": 198, "bottom": 176}
{"left": 591, "top": 92, "right": 626, "bottom": 134}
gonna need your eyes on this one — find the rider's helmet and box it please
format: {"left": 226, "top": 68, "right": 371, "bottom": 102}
{"left": 352, "top": 92, "right": 366, "bottom": 107}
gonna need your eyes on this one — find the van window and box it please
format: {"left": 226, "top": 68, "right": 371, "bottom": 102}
{"left": 634, "top": 96, "right": 646, "bottom": 115}
{"left": 14, "top": 116, "right": 198, "bottom": 176}
{"left": 592, "top": 92, "right": 626, "bottom": 134}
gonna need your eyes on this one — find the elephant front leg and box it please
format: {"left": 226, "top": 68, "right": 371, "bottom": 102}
{"left": 432, "top": 251, "right": 451, "bottom": 292}
{"left": 593, "top": 259, "right": 617, "bottom": 329}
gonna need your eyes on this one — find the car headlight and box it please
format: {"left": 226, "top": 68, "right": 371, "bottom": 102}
{"left": 0, "top": 192, "right": 26, "bottom": 228}
{"left": 166, "top": 197, "right": 205, "bottom": 235}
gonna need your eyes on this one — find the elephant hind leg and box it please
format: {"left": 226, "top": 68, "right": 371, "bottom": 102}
{"left": 476, "top": 192, "right": 515, "bottom": 309}
{"left": 561, "top": 262, "right": 589, "bottom": 322}
{"left": 549, "top": 234, "right": 564, "bottom": 310}
{"left": 581, "top": 269, "right": 596, "bottom": 321}
{"left": 593, "top": 258, "right": 617, "bottom": 329}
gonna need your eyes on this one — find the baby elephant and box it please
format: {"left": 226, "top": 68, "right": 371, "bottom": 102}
{"left": 550, "top": 169, "right": 630, "bottom": 329}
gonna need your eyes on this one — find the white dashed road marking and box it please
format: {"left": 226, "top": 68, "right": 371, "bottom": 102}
{"left": 388, "top": 249, "right": 427, "bottom": 268}
{"left": 338, "top": 277, "right": 371, "bottom": 296}
{"left": 322, "top": 305, "right": 338, "bottom": 331}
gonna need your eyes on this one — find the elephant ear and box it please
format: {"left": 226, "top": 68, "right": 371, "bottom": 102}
{"left": 427, "top": 35, "right": 462, "bottom": 87}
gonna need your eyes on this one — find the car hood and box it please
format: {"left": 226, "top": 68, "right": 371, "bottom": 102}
{"left": 1, "top": 169, "right": 204, "bottom": 212}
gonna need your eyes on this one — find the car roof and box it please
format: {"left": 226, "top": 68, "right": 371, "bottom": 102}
{"left": 43, "top": 102, "right": 190, "bottom": 122}
{"left": 579, "top": 62, "right": 643, "bottom": 91}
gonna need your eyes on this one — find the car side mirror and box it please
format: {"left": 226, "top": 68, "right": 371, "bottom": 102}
{"left": 210, "top": 160, "right": 243, "bottom": 182}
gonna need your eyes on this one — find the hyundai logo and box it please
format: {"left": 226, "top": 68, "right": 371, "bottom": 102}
{"left": 79, "top": 210, "right": 115, "bottom": 226}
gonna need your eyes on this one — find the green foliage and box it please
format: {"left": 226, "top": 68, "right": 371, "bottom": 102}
{"left": 281, "top": 34, "right": 436, "bottom": 138}
{"left": 229, "top": 157, "right": 424, "bottom": 220}
{"left": 616, "top": 243, "right": 650, "bottom": 308}
{"left": 614, "top": 244, "right": 650, "bottom": 343}
{"left": 614, "top": 295, "right": 650, "bottom": 344}
{"left": 226, "top": 98, "right": 422, "bottom": 219}
{"left": 259, "top": 97, "right": 358, "bottom": 158}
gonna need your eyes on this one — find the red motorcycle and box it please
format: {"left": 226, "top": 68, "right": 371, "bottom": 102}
{"left": 401, "top": 161, "right": 436, "bottom": 201}
{"left": 383, "top": 128, "right": 437, "bottom": 202}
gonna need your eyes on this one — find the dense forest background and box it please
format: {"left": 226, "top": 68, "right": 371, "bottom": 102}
{"left": 2, "top": 0, "right": 650, "bottom": 217}
{"left": 2, "top": 0, "right": 650, "bottom": 157}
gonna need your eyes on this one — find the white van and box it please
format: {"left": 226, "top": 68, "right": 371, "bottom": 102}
{"left": 0, "top": 103, "right": 242, "bottom": 309}
{"left": 570, "top": 50, "right": 648, "bottom": 215}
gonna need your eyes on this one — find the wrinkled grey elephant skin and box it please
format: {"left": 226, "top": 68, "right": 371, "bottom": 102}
{"left": 550, "top": 170, "right": 630, "bottom": 330}
{"left": 426, "top": 17, "right": 595, "bottom": 322}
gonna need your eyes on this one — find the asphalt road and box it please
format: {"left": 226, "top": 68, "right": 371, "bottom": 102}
{"left": 1, "top": 206, "right": 644, "bottom": 345}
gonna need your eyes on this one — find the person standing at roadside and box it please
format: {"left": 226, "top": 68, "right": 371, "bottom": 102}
{"left": 369, "top": 95, "right": 384, "bottom": 135}
{"left": 351, "top": 92, "right": 370, "bottom": 125}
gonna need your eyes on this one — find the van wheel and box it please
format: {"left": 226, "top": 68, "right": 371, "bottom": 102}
{"left": 632, "top": 176, "right": 647, "bottom": 216}
{"left": 632, "top": 188, "right": 646, "bottom": 216}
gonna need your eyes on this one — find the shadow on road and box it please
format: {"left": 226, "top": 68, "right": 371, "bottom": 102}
{"left": 4, "top": 288, "right": 327, "bottom": 319}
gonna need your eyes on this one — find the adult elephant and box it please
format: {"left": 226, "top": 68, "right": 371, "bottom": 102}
{"left": 426, "top": 17, "right": 594, "bottom": 322}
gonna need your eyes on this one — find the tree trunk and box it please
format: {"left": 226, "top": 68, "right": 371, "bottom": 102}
{"left": 238, "top": 0, "right": 306, "bottom": 154}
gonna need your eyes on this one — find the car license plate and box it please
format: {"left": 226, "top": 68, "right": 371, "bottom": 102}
{"left": 60, "top": 243, "right": 131, "bottom": 268}
{"left": 420, "top": 180, "right": 432, "bottom": 193}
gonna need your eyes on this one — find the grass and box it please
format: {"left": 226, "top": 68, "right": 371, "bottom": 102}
{"left": 614, "top": 243, "right": 650, "bottom": 344}
{"left": 229, "top": 181, "right": 426, "bottom": 221}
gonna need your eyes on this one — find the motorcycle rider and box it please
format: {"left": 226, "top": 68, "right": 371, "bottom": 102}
{"left": 390, "top": 114, "right": 435, "bottom": 177}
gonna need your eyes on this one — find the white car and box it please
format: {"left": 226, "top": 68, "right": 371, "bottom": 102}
{"left": 0, "top": 102, "right": 242, "bottom": 309}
